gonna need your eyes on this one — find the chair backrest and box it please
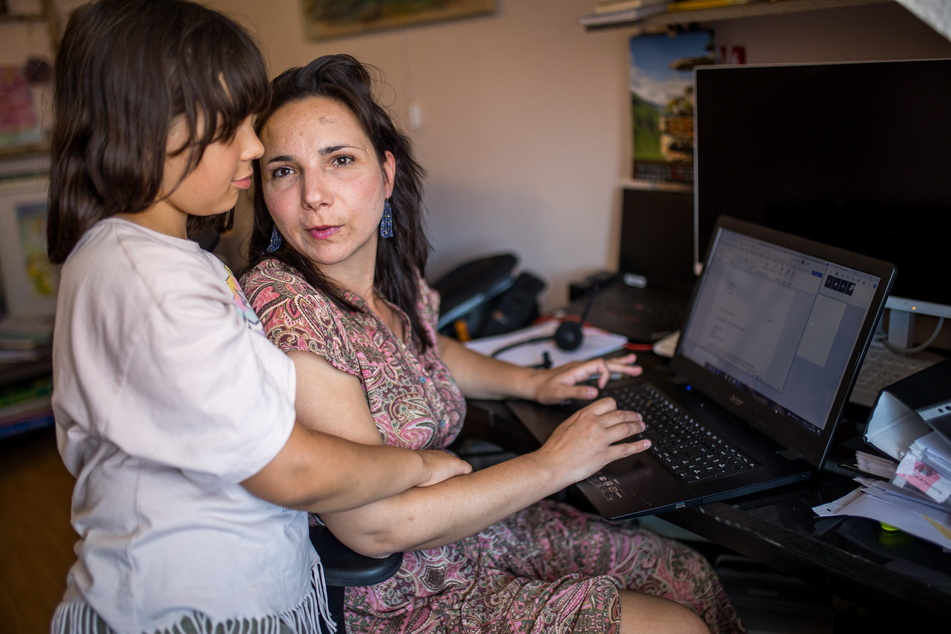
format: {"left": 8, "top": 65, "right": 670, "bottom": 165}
{"left": 309, "top": 523, "right": 403, "bottom": 633}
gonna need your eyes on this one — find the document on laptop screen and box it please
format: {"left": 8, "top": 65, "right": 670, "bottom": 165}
{"left": 678, "top": 228, "right": 882, "bottom": 435}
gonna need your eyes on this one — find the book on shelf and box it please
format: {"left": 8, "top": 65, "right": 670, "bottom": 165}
{"left": 0, "top": 316, "right": 53, "bottom": 363}
{"left": 667, "top": 0, "right": 757, "bottom": 11}
{"left": 0, "top": 374, "right": 53, "bottom": 438}
{"left": 580, "top": 3, "right": 668, "bottom": 26}
{"left": 0, "top": 316, "right": 53, "bottom": 350}
{"left": 593, "top": 0, "right": 667, "bottom": 14}
{"left": 0, "top": 414, "right": 54, "bottom": 438}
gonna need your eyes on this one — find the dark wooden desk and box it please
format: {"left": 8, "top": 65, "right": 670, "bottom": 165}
{"left": 462, "top": 397, "right": 951, "bottom": 620}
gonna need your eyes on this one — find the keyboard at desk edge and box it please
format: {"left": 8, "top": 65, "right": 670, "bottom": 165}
{"left": 850, "top": 342, "right": 938, "bottom": 409}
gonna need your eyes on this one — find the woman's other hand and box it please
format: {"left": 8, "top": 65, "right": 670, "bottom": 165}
{"left": 528, "top": 353, "right": 642, "bottom": 405}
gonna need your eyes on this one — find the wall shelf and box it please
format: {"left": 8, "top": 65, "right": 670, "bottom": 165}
{"left": 0, "top": 14, "right": 46, "bottom": 23}
{"left": 583, "top": 0, "right": 894, "bottom": 34}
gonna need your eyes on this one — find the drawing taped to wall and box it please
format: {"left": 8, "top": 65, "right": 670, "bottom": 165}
{"left": 0, "top": 64, "right": 43, "bottom": 151}
{"left": 301, "top": 0, "right": 495, "bottom": 40}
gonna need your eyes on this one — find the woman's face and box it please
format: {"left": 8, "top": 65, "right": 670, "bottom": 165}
{"left": 259, "top": 96, "right": 395, "bottom": 279}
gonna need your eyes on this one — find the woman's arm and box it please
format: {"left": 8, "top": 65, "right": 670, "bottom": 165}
{"left": 288, "top": 349, "right": 649, "bottom": 557}
{"left": 327, "top": 399, "right": 645, "bottom": 557}
{"left": 437, "top": 334, "right": 642, "bottom": 404}
{"left": 241, "top": 347, "right": 472, "bottom": 513}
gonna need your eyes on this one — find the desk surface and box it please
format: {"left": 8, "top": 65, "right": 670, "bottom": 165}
{"left": 463, "top": 395, "right": 951, "bottom": 620}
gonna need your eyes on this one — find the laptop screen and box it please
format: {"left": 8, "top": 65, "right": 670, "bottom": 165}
{"left": 672, "top": 217, "right": 895, "bottom": 464}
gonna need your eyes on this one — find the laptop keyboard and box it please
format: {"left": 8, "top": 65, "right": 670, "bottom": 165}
{"left": 604, "top": 383, "right": 759, "bottom": 483}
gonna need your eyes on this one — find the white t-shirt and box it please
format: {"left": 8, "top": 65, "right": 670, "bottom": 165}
{"left": 52, "top": 219, "right": 313, "bottom": 632}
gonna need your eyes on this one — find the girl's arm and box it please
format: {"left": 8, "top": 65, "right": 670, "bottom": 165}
{"left": 288, "top": 349, "right": 649, "bottom": 557}
{"left": 437, "top": 333, "right": 642, "bottom": 404}
{"left": 241, "top": 348, "right": 471, "bottom": 513}
{"left": 241, "top": 424, "right": 471, "bottom": 514}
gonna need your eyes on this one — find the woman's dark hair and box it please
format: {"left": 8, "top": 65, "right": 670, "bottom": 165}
{"left": 47, "top": 0, "right": 271, "bottom": 264}
{"left": 245, "top": 54, "right": 433, "bottom": 348}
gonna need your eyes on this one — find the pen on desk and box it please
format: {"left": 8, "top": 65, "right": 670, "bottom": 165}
{"left": 454, "top": 319, "right": 471, "bottom": 343}
{"left": 588, "top": 373, "right": 624, "bottom": 382}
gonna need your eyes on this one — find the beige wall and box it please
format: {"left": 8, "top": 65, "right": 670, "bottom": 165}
{"left": 207, "top": 0, "right": 635, "bottom": 307}
{"left": 209, "top": 0, "right": 951, "bottom": 312}
{"left": 6, "top": 1, "right": 951, "bottom": 312}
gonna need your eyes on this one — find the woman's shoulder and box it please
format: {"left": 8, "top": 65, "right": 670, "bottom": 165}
{"left": 416, "top": 274, "right": 441, "bottom": 324}
{"left": 242, "top": 257, "right": 296, "bottom": 287}
{"left": 242, "top": 259, "right": 318, "bottom": 302}
{"left": 242, "top": 259, "right": 359, "bottom": 363}
{"left": 241, "top": 259, "right": 341, "bottom": 321}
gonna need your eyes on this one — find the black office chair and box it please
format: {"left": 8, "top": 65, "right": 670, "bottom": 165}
{"left": 309, "top": 523, "right": 403, "bottom": 634}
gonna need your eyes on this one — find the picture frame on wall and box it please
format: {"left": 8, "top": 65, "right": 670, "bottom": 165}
{"left": 301, "top": 0, "right": 495, "bottom": 40}
{"left": 0, "top": 176, "right": 56, "bottom": 318}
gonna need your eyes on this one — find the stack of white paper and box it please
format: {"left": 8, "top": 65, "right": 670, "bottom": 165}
{"left": 813, "top": 475, "right": 951, "bottom": 551}
{"left": 464, "top": 320, "right": 628, "bottom": 369}
{"left": 816, "top": 434, "right": 951, "bottom": 551}
{"left": 816, "top": 359, "right": 951, "bottom": 550}
{"left": 854, "top": 450, "right": 897, "bottom": 480}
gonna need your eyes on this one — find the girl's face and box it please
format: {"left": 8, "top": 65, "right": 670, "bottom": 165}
{"left": 259, "top": 97, "right": 395, "bottom": 280}
{"left": 153, "top": 115, "right": 263, "bottom": 235}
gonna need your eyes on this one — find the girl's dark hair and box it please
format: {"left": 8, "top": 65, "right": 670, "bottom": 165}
{"left": 245, "top": 54, "right": 433, "bottom": 349}
{"left": 47, "top": 0, "right": 271, "bottom": 264}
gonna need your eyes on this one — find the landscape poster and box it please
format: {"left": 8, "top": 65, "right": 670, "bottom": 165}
{"left": 629, "top": 30, "right": 714, "bottom": 183}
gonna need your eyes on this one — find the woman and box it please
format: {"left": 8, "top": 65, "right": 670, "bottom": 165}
{"left": 241, "top": 54, "right": 744, "bottom": 634}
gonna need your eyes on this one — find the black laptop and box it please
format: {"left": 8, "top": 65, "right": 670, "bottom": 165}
{"left": 509, "top": 216, "right": 896, "bottom": 520}
{"left": 569, "top": 187, "right": 697, "bottom": 343}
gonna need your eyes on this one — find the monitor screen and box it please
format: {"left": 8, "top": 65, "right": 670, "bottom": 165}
{"left": 693, "top": 59, "right": 951, "bottom": 327}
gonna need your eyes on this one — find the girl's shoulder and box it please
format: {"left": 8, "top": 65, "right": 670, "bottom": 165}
{"left": 67, "top": 218, "right": 221, "bottom": 297}
{"left": 75, "top": 218, "right": 206, "bottom": 266}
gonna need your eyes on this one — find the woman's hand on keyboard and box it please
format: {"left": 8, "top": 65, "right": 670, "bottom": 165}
{"left": 536, "top": 396, "right": 650, "bottom": 483}
{"left": 526, "top": 353, "right": 643, "bottom": 405}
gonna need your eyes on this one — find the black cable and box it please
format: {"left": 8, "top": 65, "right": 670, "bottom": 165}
{"left": 490, "top": 336, "right": 552, "bottom": 358}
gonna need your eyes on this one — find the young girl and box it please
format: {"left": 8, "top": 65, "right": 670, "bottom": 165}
{"left": 47, "top": 2, "right": 469, "bottom": 633}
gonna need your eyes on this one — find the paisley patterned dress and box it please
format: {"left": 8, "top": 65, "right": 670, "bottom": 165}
{"left": 242, "top": 259, "right": 745, "bottom": 634}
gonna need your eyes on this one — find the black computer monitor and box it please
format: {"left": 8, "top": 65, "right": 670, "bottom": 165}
{"left": 693, "top": 58, "right": 951, "bottom": 345}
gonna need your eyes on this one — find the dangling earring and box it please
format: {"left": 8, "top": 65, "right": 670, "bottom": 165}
{"left": 379, "top": 199, "right": 394, "bottom": 239}
{"left": 266, "top": 225, "right": 283, "bottom": 253}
